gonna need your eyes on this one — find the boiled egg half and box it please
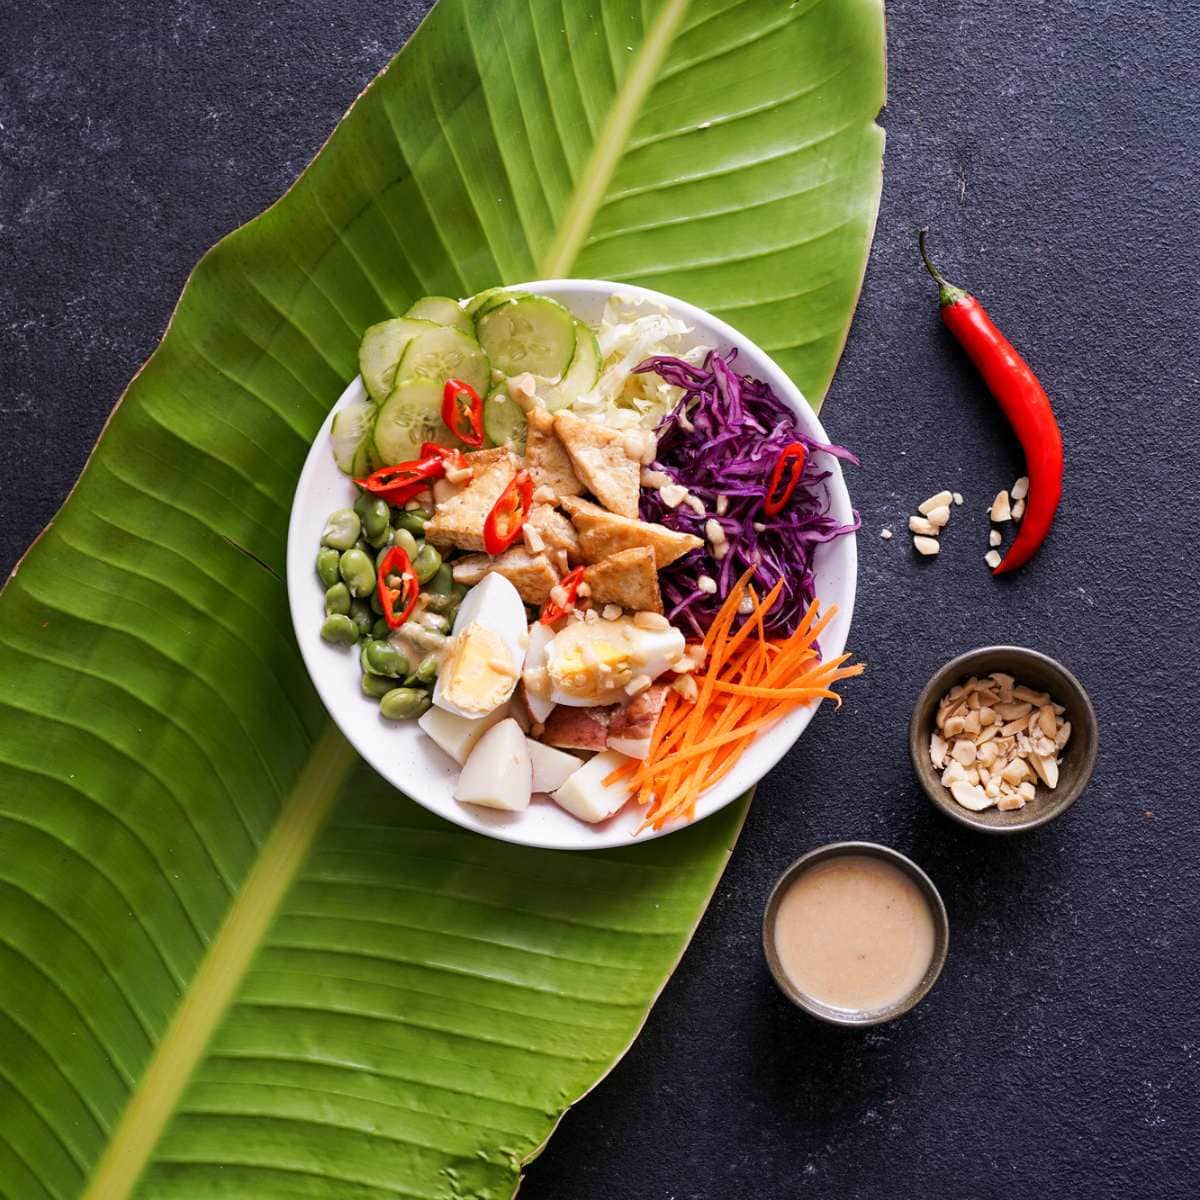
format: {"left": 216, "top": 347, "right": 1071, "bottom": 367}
{"left": 524, "top": 616, "right": 684, "bottom": 708}
{"left": 433, "top": 573, "right": 528, "bottom": 719}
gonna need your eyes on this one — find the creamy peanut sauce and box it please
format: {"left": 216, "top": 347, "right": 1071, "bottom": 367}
{"left": 773, "top": 855, "right": 936, "bottom": 1013}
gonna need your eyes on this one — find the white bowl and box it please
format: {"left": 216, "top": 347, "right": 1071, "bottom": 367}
{"left": 286, "top": 280, "right": 857, "bottom": 850}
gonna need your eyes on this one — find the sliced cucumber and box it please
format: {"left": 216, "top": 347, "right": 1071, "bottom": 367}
{"left": 476, "top": 295, "right": 576, "bottom": 379}
{"left": 464, "top": 286, "right": 525, "bottom": 317}
{"left": 330, "top": 391, "right": 376, "bottom": 476}
{"left": 359, "top": 317, "right": 436, "bottom": 402}
{"left": 535, "top": 320, "right": 602, "bottom": 411}
{"left": 396, "top": 325, "right": 490, "bottom": 396}
{"left": 472, "top": 289, "right": 532, "bottom": 319}
{"left": 404, "top": 295, "right": 473, "bottom": 336}
{"left": 372, "top": 377, "right": 446, "bottom": 464}
{"left": 482, "top": 383, "right": 528, "bottom": 452}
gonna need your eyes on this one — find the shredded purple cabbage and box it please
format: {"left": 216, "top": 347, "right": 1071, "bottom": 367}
{"left": 637, "top": 350, "right": 860, "bottom": 638}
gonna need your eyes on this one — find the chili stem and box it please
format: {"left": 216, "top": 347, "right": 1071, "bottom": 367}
{"left": 917, "top": 228, "right": 969, "bottom": 307}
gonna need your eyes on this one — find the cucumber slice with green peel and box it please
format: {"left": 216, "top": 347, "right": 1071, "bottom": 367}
{"left": 404, "top": 295, "right": 473, "bottom": 336}
{"left": 330, "top": 391, "right": 376, "bottom": 475}
{"left": 464, "top": 286, "right": 526, "bottom": 317}
{"left": 359, "top": 317, "right": 437, "bottom": 402}
{"left": 396, "top": 326, "right": 490, "bottom": 396}
{"left": 476, "top": 295, "right": 576, "bottom": 379}
{"left": 372, "top": 377, "right": 448, "bottom": 464}
{"left": 482, "top": 383, "right": 528, "bottom": 452}
{"left": 472, "top": 289, "right": 532, "bottom": 320}
{"left": 536, "top": 320, "right": 602, "bottom": 411}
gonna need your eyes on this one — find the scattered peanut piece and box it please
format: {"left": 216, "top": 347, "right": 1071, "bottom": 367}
{"left": 910, "top": 488, "right": 957, "bottom": 556}
{"left": 880, "top": 527, "right": 893, "bottom": 540}
{"left": 932, "top": 672, "right": 1070, "bottom": 813}
{"left": 984, "top": 549, "right": 1002, "bottom": 569}
{"left": 918, "top": 490, "right": 954, "bottom": 515}
{"left": 989, "top": 529, "right": 1002, "bottom": 547}
{"left": 952, "top": 492, "right": 964, "bottom": 506}
{"left": 990, "top": 490, "right": 1012, "bottom": 522}
{"left": 1011, "top": 475, "right": 1030, "bottom": 501}
{"left": 1012, "top": 498, "right": 1026, "bottom": 521}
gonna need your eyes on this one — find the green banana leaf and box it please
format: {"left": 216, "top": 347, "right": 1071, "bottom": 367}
{"left": 0, "top": 0, "right": 884, "bottom": 1196}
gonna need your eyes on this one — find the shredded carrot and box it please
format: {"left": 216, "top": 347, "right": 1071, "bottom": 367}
{"left": 616, "top": 571, "right": 864, "bottom": 833}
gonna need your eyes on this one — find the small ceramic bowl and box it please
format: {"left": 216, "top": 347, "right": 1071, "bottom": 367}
{"left": 762, "top": 842, "right": 950, "bottom": 1027}
{"left": 909, "top": 646, "right": 1098, "bottom": 833}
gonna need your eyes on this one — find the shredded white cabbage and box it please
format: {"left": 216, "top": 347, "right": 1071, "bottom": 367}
{"left": 569, "top": 294, "right": 710, "bottom": 430}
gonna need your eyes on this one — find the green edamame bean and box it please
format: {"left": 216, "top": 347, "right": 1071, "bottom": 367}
{"left": 354, "top": 494, "right": 390, "bottom": 542}
{"left": 339, "top": 548, "right": 376, "bottom": 598}
{"left": 413, "top": 543, "right": 442, "bottom": 584}
{"left": 361, "top": 672, "right": 395, "bottom": 698}
{"left": 320, "top": 614, "right": 358, "bottom": 645}
{"left": 370, "top": 590, "right": 384, "bottom": 615}
{"left": 371, "top": 617, "right": 392, "bottom": 640}
{"left": 349, "top": 601, "right": 373, "bottom": 638}
{"left": 404, "top": 625, "right": 448, "bottom": 653}
{"left": 414, "top": 653, "right": 440, "bottom": 685}
{"left": 366, "top": 524, "right": 391, "bottom": 550}
{"left": 324, "top": 582, "right": 351, "bottom": 616}
{"left": 425, "top": 563, "right": 455, "bottom": 597}
{"left": 366, "top": 640, "right": 409, "bottom": 677}
{"left": 392, "top": 508, "right": 430, "bottom": 535}
{"left": 451, "top": 582, "right": 471, "bottom": 603}
{"left": 379, "top": 687, "right": 432, "bottom": 721}
{"left": 354, "top": 538, "right": 373, "bottom": 558}
{"left": 320, "top": 508, "right": 361, "bottom": 550}
{"left": 316, "top": 546, "right": 340, "bottom": 588}
{"left": 392, "top": 528, "right": 419, "bottom": 560}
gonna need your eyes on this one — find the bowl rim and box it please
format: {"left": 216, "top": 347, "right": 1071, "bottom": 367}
{"left": 908, "top": 645, "right": 1099, "bottom": 834}
{"left": 762, "top": 841, "right": 950, "bottom": 1026}
{"left": 286, "top": 277, "right": 858, "bottom": 850}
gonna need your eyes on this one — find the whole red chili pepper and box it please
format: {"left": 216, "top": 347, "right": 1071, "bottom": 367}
{"left": 377, "top": 546, "right": 419, "bottom": 629}
{"left": 763, "top": 442, "right": 808, "bottom": 518}
{"left": 919, "top": 230, "right": 1063, "bottom": 574}
{"left": 483, "top": 470, "right": 533, "bottom": 555}
{"left": 442, "top": 379, "right": 484, "bottom": 447}
{"left": 540, "top": 565, "right": 585, "bottom": 624}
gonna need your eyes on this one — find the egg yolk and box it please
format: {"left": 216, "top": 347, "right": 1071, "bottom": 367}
{"left": 549, "top": 632, "right": 641, "bottom": 699}
{"left": 440, "top": 622, "right": 518, "bottom": 714}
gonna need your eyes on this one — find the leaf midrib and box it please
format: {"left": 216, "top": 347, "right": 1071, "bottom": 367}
{"left": 81, "top": 724, "right": 355, "bottom": 1200}
{"left": 538, "top": 0, "right": 690, "bottom": 278}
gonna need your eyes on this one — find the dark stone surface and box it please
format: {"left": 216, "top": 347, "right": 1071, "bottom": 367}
{"left": 2, "top": 2, "right": 1198, "bottom": 1198}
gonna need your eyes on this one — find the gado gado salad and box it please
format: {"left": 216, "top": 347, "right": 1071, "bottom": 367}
{"left": 312, "top": 287, "right": 862, "bottom": 831}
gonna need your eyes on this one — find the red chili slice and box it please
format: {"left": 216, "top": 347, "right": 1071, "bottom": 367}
{"left": 377, "top": 546, "right": 419, "bottom": 629}
{"left": 355, "top": 455, "right": 447, "bottom": 506}
{"left": 483, "top": 470, "right": 533, "bottom": 556}
{"left": 762, "top": 442, "right": 807, "bottom": 517}
{"left": 540, "top": 565, "right": 585, "bottom": 624}
{"left": 442, "top": 379, "right": 484, "bottom": 448}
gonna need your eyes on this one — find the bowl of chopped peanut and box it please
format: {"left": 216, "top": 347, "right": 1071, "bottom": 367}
{"left": 909, "top": 646, "right": 1098, "bottom": 833}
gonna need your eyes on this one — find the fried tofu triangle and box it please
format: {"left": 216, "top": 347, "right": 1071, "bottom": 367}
{"left": 525, "top": 407, "right": 582, "bottom": 499}
{"left": 451, "top": 547, "right": 558, "bottom": 605}
{"left": 584, "top": 547, "right": 663, "bottom": 614}
{"left": 553, "top": 410, "right": 640, "bottom": 517}
{"left": 424, "top": 453, "right": 516, "bottom": 552}
{"left": 561, "top": 496, "right": 703, "bottom": 568}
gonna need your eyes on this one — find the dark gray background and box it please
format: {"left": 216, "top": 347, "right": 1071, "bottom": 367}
{"left": 3, "top": 2, "right": 1198, "bottom": 1197}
